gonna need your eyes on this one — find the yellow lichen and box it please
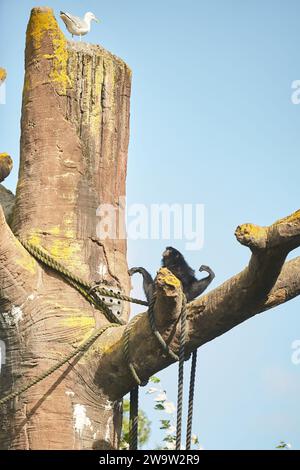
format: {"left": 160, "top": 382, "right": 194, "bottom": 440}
{"left": 104, "top": 60, "right": 116, "bottom": 134}
{"left": 235, "top": 223, "right": 267, "bottom": 249}
{"left": 24, "top": 224, "right": 86, "bottom": 275}
{"left": 26, "top": 8, "right": 71, "bottom": 95}
{"left": 49, "top": 239, "right": 80, "bottom": 263}
{"left": 28, "top": 231, "right": 41, "bottom": 246}
{"left": 47, "top": 226, "right": 60, "bottom": 236}
{"left": 26, "top": 227, "right": 78, "bottom": 262}
{"left": 27, "top": 231, "right": 42, "bottom": 247}
{"left": 15, "top": 239, "right": 37, "bottom": 274}
{"left": 64, "top": 228, "right": 75, "bottom": 239}
{"left": 44, "top": 36, "right": 72, "bottom": 94}
{"left": 0, "top": 68, "right": 6, "bottom": 84}
{"left": 275, "top": 209, "right": 300, "bottom": 225}
{"left": 61, "top": 316, "right": 95, "bottom": 329}
{"left": 89, "top": 61, "right": 103, "bottom": 136}
{"left": 0, "top": 153, "right": 10, "bottom": 160}
{"left": 236, "top": 223, "right": 266, "bottom": 239}
{"left": 61, "top": 316, "right": 95, "bottom": 350}
{"left": 158, "top": 267, "right": 181, "bottom": 287}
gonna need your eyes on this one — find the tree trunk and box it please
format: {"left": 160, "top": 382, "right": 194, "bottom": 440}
{"left": 0, "top": 7, "right": 131, "bottom": 450}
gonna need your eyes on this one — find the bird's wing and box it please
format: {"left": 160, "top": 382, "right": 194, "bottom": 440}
{"left": 60, "top": 11, "right": 86, "bottom": 28}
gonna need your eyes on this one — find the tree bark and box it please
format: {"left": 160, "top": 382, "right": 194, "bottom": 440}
{"left": 0, "top": 7, "right": 131, "bottom": 450}
{"left": 0, "top": 7, "right": 300, "bottom": 451}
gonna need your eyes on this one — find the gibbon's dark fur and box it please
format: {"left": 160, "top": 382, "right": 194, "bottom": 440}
{"left": 129, "top": 246, "right": 215, "bottom": 303}
{"left": 128, "top": 267, "right": 155, "bottom": 303}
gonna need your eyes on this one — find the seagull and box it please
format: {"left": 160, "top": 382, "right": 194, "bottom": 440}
{"left": 60, "top": 11, "right": 100, "bottom": 40}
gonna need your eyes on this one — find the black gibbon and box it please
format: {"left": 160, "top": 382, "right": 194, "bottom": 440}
{"left": 129, "top": 246, "right": 215, "bottom": 303}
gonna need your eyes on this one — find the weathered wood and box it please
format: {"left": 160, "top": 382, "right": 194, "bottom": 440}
{"left": 0, "top": 7, "right": 131, "bottom": 450}
{"left": 14, "top": 7, "right": 131, "bottom": 289}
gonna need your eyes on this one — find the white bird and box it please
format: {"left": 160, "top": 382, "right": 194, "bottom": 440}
{"left": 60, "top": 11, "right": 100, "bottom": 40}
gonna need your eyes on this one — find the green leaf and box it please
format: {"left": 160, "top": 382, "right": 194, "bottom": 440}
{"left": 150, "top": 376, "right": 161, "bottom": 384}
{"left": 122, "top": 399, "right": 130, "bottom": 413}
{"left": 154, "top": 403, "right": 165, "bottom": 410}
{"left": 163, "top": 435, "right": 176, "bottom": 443}
{"left": 160, "top": 419, "right": 171, "bottom": 430}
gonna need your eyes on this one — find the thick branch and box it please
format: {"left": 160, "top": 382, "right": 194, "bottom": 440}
{"left": 96, "top": 210, "right": 300, "bottom": 399}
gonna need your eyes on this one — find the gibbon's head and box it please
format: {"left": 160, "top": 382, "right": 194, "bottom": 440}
{"left": 162, "top": 246, "right": 182, "bottom": 265}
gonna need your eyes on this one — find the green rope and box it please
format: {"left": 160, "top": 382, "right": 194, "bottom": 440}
{"left": 0, "top": 323, "right": 119, "bottom": 406}
{"left": 19, "top": 239, "right": 148, "bottom": 308}
{"left": 1, "top": 238, "right": 127, "bottom": 406}
{"left": 147, "top": 294, "right": 179, "bottom": 362}
{"left": 10, "top": 239, "right": 197, "bottom": 451}
{"left": 66, "top": 275, "right": 125, "bottom": 325}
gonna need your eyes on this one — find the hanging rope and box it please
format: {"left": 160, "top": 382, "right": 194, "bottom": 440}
{"left": 0, "top": 323, "right": 119, "bottom": 406}
{"left": 147, "top": 294, "right": 179, "bottom": 362}
{"left": 129, "top": 387, "right": 139, "bottom": 451}
{"left": 175, "top": 297, "right": 187, "bottom": 450}
{"left": 7, "top": 239, "right": 199, "bottom": 451}
{"left": 186, "top": 349, "right": 198, "bottom": 450}
{"left": 123, "top": 292, "right": 189, "bottom": 451}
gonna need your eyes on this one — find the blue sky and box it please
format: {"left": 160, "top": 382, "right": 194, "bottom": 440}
{"left": 0, "top": 0, "right": 299, "bottom": 450}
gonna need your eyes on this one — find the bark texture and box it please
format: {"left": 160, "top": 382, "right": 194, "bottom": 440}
{"left": 0, "top": 7, "right": 131, "bottom": 450}
{"left": 0, "top": 185, "right": 14, "bottom": 222}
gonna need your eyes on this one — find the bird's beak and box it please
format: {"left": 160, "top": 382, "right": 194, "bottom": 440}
{"left": 94, "top": 17, "right": 100, "bottom": 23}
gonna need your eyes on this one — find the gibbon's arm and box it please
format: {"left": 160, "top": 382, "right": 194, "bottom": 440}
{"left": 128, "top": 267, "right": 155, "bottom": 303}
{"left": 186, "top": 265, "right": 215, "bottom": 302}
